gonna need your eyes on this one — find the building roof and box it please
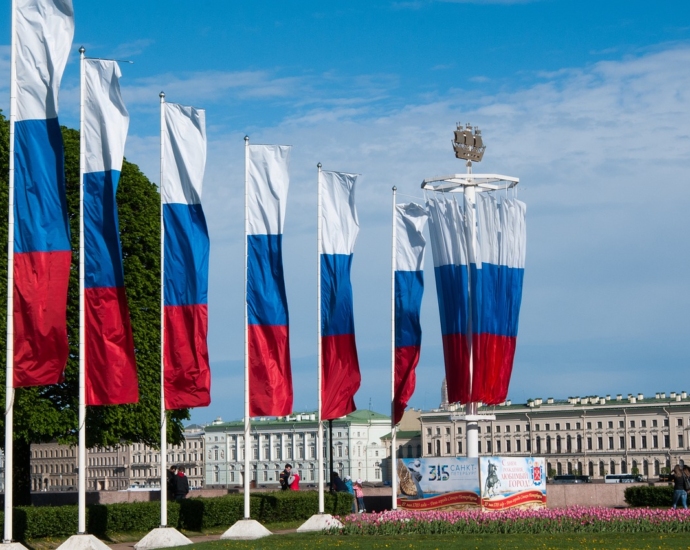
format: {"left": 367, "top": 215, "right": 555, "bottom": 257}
{"left": 381, "top": 430, "right": 421, "bottom": 440}
{"left": 204, "top": 409, "right": 391, "bottom": 432}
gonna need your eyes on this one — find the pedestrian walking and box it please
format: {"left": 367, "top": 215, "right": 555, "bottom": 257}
{"left": 279, "top": 463, "right": 292, "bottom": 490}
{"left": 289, "top": 469, "right": 300, "bottom": 491}
{"left": 671, "top": 465, "right": 689, "bottom": 509}
{"left": 354, "top": 479, "right": 365, "bottom": 513}
{"left": 174, "top": 466, "right": 190, "bottom": 501}
{"left": 166, "top": 465, "right": 177, "bottom": 501}
{"left": 344, "top": 475, "right": 355, "bottom": 513}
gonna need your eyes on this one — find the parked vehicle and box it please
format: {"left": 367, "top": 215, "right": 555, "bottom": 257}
{"left": 552, "top": 475, "right": 591, "bottom": 484}
{"left": 604, "top": 474, "right": 643, "bottom": 483}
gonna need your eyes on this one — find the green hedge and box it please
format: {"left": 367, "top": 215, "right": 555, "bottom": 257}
{"left": 1, "top": 491, "right": 353, "bottom": 540}
{"left": 624, "top": 485, "right": 674, "bottom": 507}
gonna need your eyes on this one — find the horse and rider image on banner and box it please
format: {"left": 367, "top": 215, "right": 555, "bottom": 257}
{"left": 396, "top": 456, "right": 546, "bottom": 511}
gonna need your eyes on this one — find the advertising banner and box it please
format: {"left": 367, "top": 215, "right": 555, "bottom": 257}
{"left": 397, "top": 457, "right": 480, "bottom": 510}
{"left": 479, "top": 456, "right": 546, "bottom": 510}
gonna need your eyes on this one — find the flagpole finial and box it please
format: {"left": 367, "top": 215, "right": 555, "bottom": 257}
{"left": 392, "top": 186, "right": 397, "bottom": 192}
{"left": 79, "top": 46, "right": 85, "bottom": 55}
{"left": 244, "top": 135, "right": 249, "bottom": 142}
{"left": 317, "top": 163, "right": 322, "bottom": 169}
{"left": 159, "top": 91, "right": 165, "bottom": 99}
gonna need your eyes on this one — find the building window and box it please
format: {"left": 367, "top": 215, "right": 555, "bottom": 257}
{"left": 679, "top": 418, "right": 684, "bottom": 427}
{"left": 506, "top": 440, "right": 511, "bottom": 453}
{"left": 619, "top": 436, "right": 625, "bottom": 449}
{"left": 546, "top": 436, "right": 551, "bottom": 454}
{"left": 545, "top": 424, "right": 550, "bottom": 431}
{"left": 597, "top": 422, "right": 602, "bottom": 429}
{"left": 618, "top": 421, "right": 624, "bottom": 428}
{"left": 427, "top": 443, "right": 432, "bottom": 454}
{"left": 653, "top": 435, "right": 659, "bottom": 448}
{"left": 597, "top": 437, "right": 603, "bottom": 450}
{"left": 587, "top": 437, "right": 592, "bottom": 450}
{"left": 630, "top": 437, "right": 636, "bottom": 449}
{"left": 664, "top": 419, "right": 669, "bottom": 427}
{"left": 436, "top": 427, "right": 441, "bottom": 435}
{"left": 478, "top": 442, "right": 482, "bottom": 453}
{"left": 653, "top": 419, "right": 658, "bottom": 428}
{"left": 445, "top": 442, "right": 450, "bottom": 454}
{"left": 525, "top": 424, "right": 530, "bottom": 432}
{"left": 426, "top": 428, "right": 431, "bottom": 435}
{"left": 536, "top": 437, "right": 541, "bottom": 454}
{"left": 577, "top": 435, "right": 582, "bottom": 452}
{"left": 608, "top": 421, "right": 613, "bottom": 429}
{"left": 587, "top": 422, "right": 592, "bottom": 430}
{"left": 556, "top": 435, "right": 561, "bottom": 453}
{"left": 555, "top": 424, "right": 560, "bottom": 431}
{"left": 457, "top": 427, "right": 462, "bottom": 434}
{"left": 515, "top": 425, "right": 520, "bottom": 433}
{"left": 641, "top": 420, "right": 647, "bottom": 428}
{"left": 678, "top": 435, "right": 684, "bottom": 448}
{"left": 630, "top": 420, "right": 635, "bottom": 428}
{"left": 496, "top": 441, "right": 501, "bottom": 453}
{"left": 535, "top": 424, "right": 540, "bottom": 431}
{"left": 435, "top": 440, "right": 441, "bottom": 456}
{"left": 478, "top": 426, "right": 482, "bottom": 434}
{"left": 487, "top": 441, "right": 492, "bottom": 453}
{"left": 526, "top": 439, "right": 531, "bottom": 452}
{"left": 608, "top": 437, "right": 614, "bottom": 450}
{"left": 576, "top": 422, "right": 581, "bottom": 429}
{"left": 565, "top": 423, "right": 570, "bottom": 430}
{"left": 641, "top": 436, "right": 647, "bottom": 449}
{"left": 506, "top": 425, "right": 511, "bottom": 433}
{"left": 496, "top": 426, "right": 501, "bottom": 433}
{"left": 457, "top": 441, "right": 462, "bottom": 454}
{"left": 445, "top": 427, "right": 450, "bottom": 435}
{"left": 664, "top": 435, "right": 670, "bottom": 448}
{"left": 487, "top": 426, "right": 492, "bottom": 434}
{"left": 515, "top": 439, "right": 520, "bottom": 452}
{"left": 566, "top": 435, "right": 572, "bottom": 452}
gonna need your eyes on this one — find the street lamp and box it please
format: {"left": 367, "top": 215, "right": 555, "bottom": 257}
{"left": 422, "top": 124, "right": 519, "bottom": 459}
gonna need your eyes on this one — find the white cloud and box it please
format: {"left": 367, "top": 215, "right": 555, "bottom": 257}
{"left": 182, "top": 45, "right": 690, "bottom": 422}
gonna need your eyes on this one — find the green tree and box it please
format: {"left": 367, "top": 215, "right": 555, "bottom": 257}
{"left": 0, "top": 112, "right": 189, "bottom": 504}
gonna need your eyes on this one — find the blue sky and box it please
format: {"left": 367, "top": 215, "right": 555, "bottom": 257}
{"left": 2, "top": 1, "right": 690, "bottom": 425}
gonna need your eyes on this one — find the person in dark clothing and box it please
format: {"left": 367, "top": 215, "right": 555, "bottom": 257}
{"left": 174, "top": 466, "right": 190, "bottom": 501}
{"left": 279, "top": 464, "right": 292, "bottom": 490}
{"left": 671, "top": 465, "right": 688, "bottom": 509}
{"left": 166, "top": 465, "right": 177, "bottom": 500}
{"left": 331, "top": 471, "right": 347, "bottom": 492}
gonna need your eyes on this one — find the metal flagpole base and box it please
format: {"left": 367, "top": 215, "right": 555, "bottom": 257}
{"left": 1, "top": 542, "right": 29, "bottom": 550}
{"left": 55, "top": 535, "right": 110, "bottom": 550}
{"left": 134, "top": 528, "right": 192, "bottom": 550}
{"left": 297, "top": 514, "right": 343, "bottom": 533}
{"left": 220, "top": 519, "right": 272, "bottom": 540}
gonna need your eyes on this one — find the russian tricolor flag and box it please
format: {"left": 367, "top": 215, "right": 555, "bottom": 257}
{"left": 393, "top": 203, "right": 428, "bottom": 425}
{"left": 427, "top": 195, "right": 472, "bottom": 404}
{"left": 246, "top": 144, "right": 293, "bottom": 417}
{"left": 427, "top": 194, "right": 525, "bottom": 405}
{"left": 13, "top": 0, "right": 74, "bottom": 387}
{"left": 471, "top": 194, "right": 526, "bottom": 404}
{"left": 161, "top": 103, "right": 211, "bottom": 410}
{"left": 82, "top": 59, "right": 138, "bottom": 405}
{"left": 320, "top": 170, "right": 361, "bottom": 420}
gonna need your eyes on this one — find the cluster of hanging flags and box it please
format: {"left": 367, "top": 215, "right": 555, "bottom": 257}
{"left": 10, "top": 0, "right": 527, "bottom": 427}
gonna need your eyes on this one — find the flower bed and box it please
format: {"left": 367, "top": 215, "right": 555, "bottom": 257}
{"left": 332, "top": 507, "right": 690, "bottom": 535}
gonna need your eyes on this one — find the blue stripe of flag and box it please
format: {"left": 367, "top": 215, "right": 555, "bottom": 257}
{"left": 247, "top": 234, "right": 289, "bottom": 326}
{"left": 84, "top": 170, "right": 125, "bottom": 289}
{"left": 395, "top": 270, "right": 424, "bottom": 348}
{"left": 321, "top": 253, "right": 355, "bottom": 337}
{"left": 14, "top": 118, "right": 70, "bottom": 253}
{"left": 164, "top": 203, "right": 209, "bottom": 307}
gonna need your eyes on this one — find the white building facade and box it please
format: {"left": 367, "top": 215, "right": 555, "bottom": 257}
{"left": 204, "top": 410, "right": 391, "bottom": 488}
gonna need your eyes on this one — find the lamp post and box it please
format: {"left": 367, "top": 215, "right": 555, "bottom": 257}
{"left": 422, "top": 123, "right": 518, "bottom": 459}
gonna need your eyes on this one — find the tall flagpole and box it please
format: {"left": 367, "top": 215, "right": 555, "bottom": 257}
{"left": 159, "top": 91, "right": 168, "bottom": 526}
{"left": 4, "top": 0, "right": 18, "bottom": 541}
{"left": 243, "top": 135, "right": 251, "bottom": 519}
{"left": 390, "top": 187, "right": 397, "bottom": 511}
{"left": 77, "top": 47, "right": 87, "bottom": 535}
{"left": 316, "top": 163, "right": 324, "bottom": 514}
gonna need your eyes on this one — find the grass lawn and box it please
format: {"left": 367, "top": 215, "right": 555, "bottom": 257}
{"left": 173, "top": 533, "right": 690, "bottom": 550}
